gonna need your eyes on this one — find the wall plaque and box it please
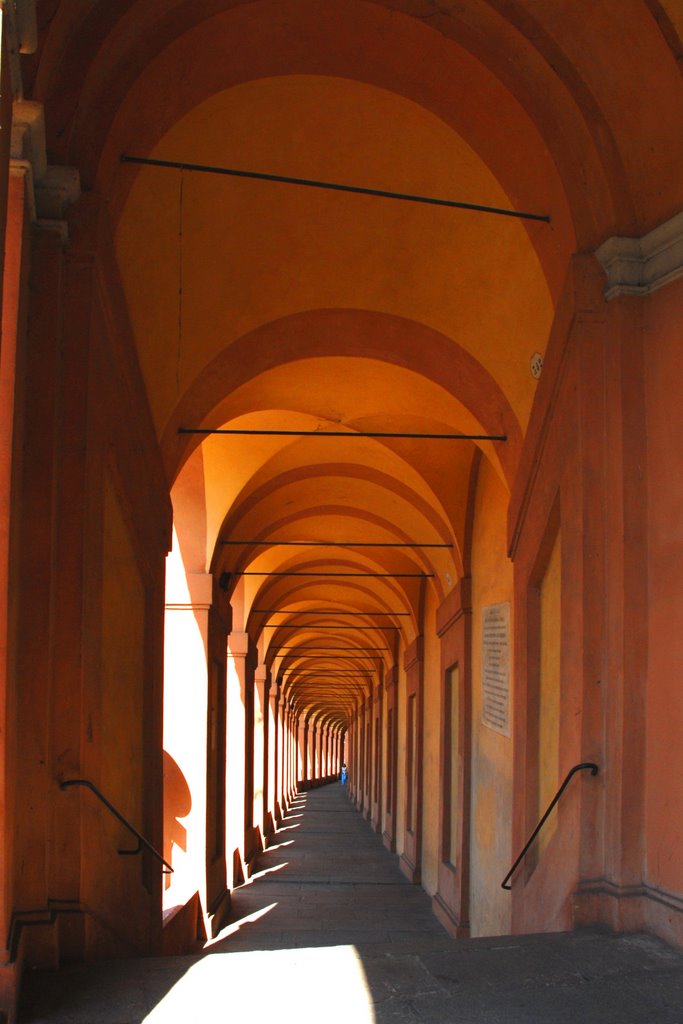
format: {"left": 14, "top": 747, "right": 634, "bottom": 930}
{"left": 482, "top": 601, "right": 510, "bottom": 735}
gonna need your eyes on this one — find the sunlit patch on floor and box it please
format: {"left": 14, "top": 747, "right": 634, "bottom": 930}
{"left": 143, "top": 945, "right": 375, "bottom": 1023}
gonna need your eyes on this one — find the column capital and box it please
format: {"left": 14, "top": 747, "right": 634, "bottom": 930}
{"left": 11, "top": 100, "right": 80, "bottom": 234}
{"left": 228, "top": 630, "right": 250, "bottom": 657}
{"left": 166, "top": 572, "right": 213, "bottom": 612}
{"left": 596, "top": 209, "right": 683, "bottom": 300}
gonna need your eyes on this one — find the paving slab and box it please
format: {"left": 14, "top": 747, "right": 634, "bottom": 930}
{"left": 20, "top": 784, "right": 683, "bottom": 1023}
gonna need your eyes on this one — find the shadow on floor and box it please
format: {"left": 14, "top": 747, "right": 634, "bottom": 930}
{"left": 19, "top": 785, "right": 683, "bottom": 1024}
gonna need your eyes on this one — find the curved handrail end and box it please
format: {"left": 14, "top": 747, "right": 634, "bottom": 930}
{"left": 60, "top": 778, "right": 173, "bottom": 873}
{"left": 501, "top": 762, "right": 599, "bottom": 891}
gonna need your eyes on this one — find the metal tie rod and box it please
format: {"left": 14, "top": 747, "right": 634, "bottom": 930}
{"left": 222, "top": 540, "right": 453, "bottom": 548}
{"left": 121, "top": 154, "right": 550, "bottom": 223}
{"left": 235, "top": 571, "right": 431, "bottom": 578}
{"left": 263, "top": 624, "right": 401, "bottom": 630}
{"left": 253, "top": 608, "right": 410, "bottom": 616}
{"left": 280, "top": 656, "right": 380, "bottom": 662}
{"left": 284, "top": 672, "right": 372, "bottom": 677}
{"left": 276, "top": 646, "right": 388, "bottom": 651}
{"left": 180, "top": 427, "right": 506, "bottom": 440}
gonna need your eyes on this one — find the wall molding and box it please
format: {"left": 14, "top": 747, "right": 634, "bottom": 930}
{"left": 574, "top": 877, "right": 683, "bottom": 950}
{"left": 596, "top": 210, "right": 683, "bottom": 300}
{"left": 576, "top": 877, "right": 683, "bottom": 914}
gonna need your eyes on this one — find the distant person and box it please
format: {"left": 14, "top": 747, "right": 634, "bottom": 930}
{"left": 341, "top": 763, "right": 347, "bottom": 785}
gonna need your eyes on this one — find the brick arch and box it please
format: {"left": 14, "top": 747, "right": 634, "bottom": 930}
{"left": 162, "top": 307, "right": 522, "bottom": 490}
{"left": 34, "top": 0, "right": 681, "bottom": 249}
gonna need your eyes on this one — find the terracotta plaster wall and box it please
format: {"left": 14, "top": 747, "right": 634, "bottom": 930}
{"left": 506, "top": 257, "right": 641, "bottom": 940}
{"left": 72, "top": 229, "right": 171, "bottom": 958}
{"left": 0, "top": 172, "right": 29, "bottom": 969}
{"left": 10, "top": 228, "right": 63, "bottom": 960}
{"left": 420, "top": 586, "right": 442, "bottom": 897}
{"left": 644, "top": 276, "right": 683, "bottom": 914}
{"left": 537, "top": 530, "right": 562, "bottom": 857}
{"left": 469, "top": 458, "right": 513, "bottom": 936}
{"left": 394, "top": 655, "right": 407, "bottom": 862}
{"left": 8, "top": 198, "right": 172, "bottom": 966}
{"left": 84, "top": 475, "right": 149, "bottom": 954}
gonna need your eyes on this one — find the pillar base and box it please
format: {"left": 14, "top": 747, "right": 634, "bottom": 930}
{"left": 573, "top": 879, "right": 683, "bottom": 951}
{"left": 399, "top": 853, "right": 420, "bottom": 884}
{"left": 432, "top": 893, "right": 470, "bottom": 938}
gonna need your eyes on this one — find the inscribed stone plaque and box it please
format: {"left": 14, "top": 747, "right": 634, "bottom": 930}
{"left": 481, "top": 602, "right": 510, "bottom": 735}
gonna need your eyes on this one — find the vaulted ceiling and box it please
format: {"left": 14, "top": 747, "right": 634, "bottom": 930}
{"left": 28, "top": 0, "right": 683, "bottom": 728}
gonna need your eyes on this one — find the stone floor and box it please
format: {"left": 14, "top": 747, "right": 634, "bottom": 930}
{"left": 20, "top": 784, "right": 683, "bottom": 1023}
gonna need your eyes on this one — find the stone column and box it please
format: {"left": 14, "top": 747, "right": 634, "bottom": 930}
{"left": 277, "top": 691, "right": 288, "bottom": 814}
{"left": 227, "top": 631, "right": 249, "bottom": 885}
{"left": 253, "top": 665, "right": 268, "bottom": 852}
{"left": 309, "top": 721, "right": 319, "bottom": 782}
{"left": 266, "top": 681, "right": 279, "bottom": 833}
{"left": 400, "top": 637, "right": 424, "bottom": 884}
{"left": 298, "top": 720, "right": 308, "bottom": 787}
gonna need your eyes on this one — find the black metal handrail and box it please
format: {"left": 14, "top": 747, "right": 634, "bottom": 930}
{"left": 501, "top": 762, "right": 598, "bottom": 890}
{"left": 60, "top": 778, "right": 173, "bottom": 874}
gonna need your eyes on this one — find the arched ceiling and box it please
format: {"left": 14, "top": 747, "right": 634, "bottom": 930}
{"left": 28, "top": 0, "right": 683, "bottom": 730}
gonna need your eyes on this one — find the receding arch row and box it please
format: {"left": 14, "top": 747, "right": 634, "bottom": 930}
{"left": 218, "top": 465, "right": 459, "bottom": 582}
{"left": 244, "top": 575, "right": 425, "bottom": 633}
{"left": 164, "top": 311, "right": 522, "bottom": 485}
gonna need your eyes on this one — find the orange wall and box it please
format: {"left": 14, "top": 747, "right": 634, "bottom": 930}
{"left": 469, "top": 458, "right": 513, "bottom": 936}
{"left": 645, "top": 277, "right": 683, "bottom": 900}
{"left": 395, "top": 657, "right": 407, "bottom": 859}
{"left": 86, "top": 476, "right": 148, "bottom": 954}
{"left": 5, "top": 197, "right": 172, "bottom": 969}
{"left": 537, "top": 530, "right": 561, "bottom": 854}
{"left": 421, "top": 585, "right": 442, "bottom": 896}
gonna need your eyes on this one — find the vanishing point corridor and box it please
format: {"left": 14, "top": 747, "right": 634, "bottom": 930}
{"left": 3, "top": 4, "right": 683, "bottom": 1023}
{"left": 20, "top": 785, "right": 683, "bottom": 1024}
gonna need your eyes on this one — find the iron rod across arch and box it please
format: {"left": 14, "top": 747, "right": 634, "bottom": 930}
{"left": 180, "top": 427, "right": 506, "bottom": 440}
{"left": 280, "top": 655, "right": 382, "bottom": 663}
{"left": 235, "top": 571, "right": 432, "bottom": 578}
{"left": 221, "top": 540, "right": 454, "bottom": 547}
{"left": 263, "top": 623, "right": 401, "bottom": 630}
{"left": 121, "top": 153, "right": 550, "bottom": 223}
{"left": 253, "top": 608, "right": 410, "bottom": 616}
{"left": 276, "top": 646, "right": 388, "bottom": 651}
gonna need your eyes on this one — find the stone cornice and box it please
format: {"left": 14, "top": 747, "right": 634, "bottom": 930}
{"left": 228, "top": 631, "right": 250, "bottom": 657}
{"left": 10, "top": 99, "right": 80, "bottom": 233}
{"left": 596, "top": 210, "right": 683, "bottom": 300}
{"left": 166, "top": 571, "right": 212, "bottom": 611}
{"left": 2, "top": 1, "right": 38, "bottom": 100}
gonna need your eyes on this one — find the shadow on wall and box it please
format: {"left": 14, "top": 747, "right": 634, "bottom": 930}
{"left": 162, "top": 750, "right": 192, "bottom": 881}
{"left": 19, "top": 785, "right": 412, "bottom": 1023}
